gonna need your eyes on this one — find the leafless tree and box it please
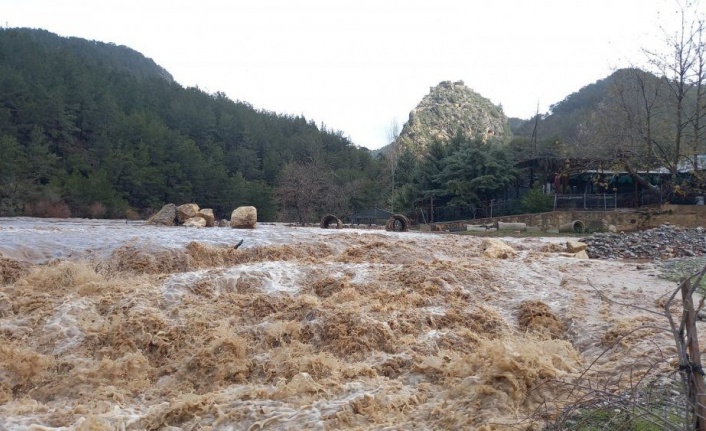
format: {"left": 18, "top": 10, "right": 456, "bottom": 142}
{"left": 542, "top": 263, "right": 706, "bottom": 430}
{"left": 276, "top": 161, "right": 346, "bottom": 224}
{"left": 691, "top": 17, "right": 705, "bottom": 170}
{"left": 580, "top": 1, "right": 705, "bottom": 198}
{"left": 642, "top": 0, "right": 706, "bottom": 180}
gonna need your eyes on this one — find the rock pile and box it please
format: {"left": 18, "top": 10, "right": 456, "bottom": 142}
{"left": 147, "top": 203, "right": 247, "bottom": 228}
{"left": 147, "top": 203, "right": 217, "bottom": 227}
{"left": 581, "top": 224, "right": 706, "bottom": 260}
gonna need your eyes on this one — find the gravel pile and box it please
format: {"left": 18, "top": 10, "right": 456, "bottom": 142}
{"left": 581, "top": 224, "right": 706, "bottom": 260}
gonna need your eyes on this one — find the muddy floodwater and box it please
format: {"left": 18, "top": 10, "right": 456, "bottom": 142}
{"left": 0, "top": 218, "right": 684, "bottom": 430}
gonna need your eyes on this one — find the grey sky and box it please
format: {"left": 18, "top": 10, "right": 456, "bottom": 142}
{"left": 2, "top": 0, "right": 680, "bottom": 149}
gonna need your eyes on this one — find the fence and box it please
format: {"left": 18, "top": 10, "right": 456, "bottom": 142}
{"left": 418, "top": 199, "right": 523, "bottom": 224}
{"left": 417, "top": 192, "right": 668, "bottom": 224}
{"left": 554, "top": 192, "right": 663, "bottom": 211}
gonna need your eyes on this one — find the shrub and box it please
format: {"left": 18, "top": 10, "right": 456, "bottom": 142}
{"left": 521, "top": 184, "right": 553, "bottom": 214}
{"left": 88, "top": 202, "right": 107, "bottom": 218}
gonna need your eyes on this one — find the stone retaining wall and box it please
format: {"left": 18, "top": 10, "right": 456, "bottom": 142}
{"left": 428, "top": 204, "right": 706, "bottom": 232}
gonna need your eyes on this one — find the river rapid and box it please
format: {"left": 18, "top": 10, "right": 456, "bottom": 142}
{"left": 0, "top": 218, "right": 682, "bottom": 430}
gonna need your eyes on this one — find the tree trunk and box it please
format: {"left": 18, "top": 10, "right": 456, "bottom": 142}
{"left": 624, "top": 162, "right": 662, "bottom": 199}
{"left": 681, "top": 280, "right": 706, "bottom": 430}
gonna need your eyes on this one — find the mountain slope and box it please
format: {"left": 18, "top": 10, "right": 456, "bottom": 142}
{"left": 0, "top": 28, "right": 381, "bottom": 220}
{"left": 510, "top": 68, "right": 666, "bottom": 158}
{"left": 1, "top": 28, "right": 173, "bottom": 82}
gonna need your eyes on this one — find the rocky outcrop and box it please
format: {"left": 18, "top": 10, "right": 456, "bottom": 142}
{"left": 231, "top": 206, "right": 257, "bottom": 229}
{"left": 396, "top": 80, "right": 510, "bottom": 157}
{"left": 146, "top": 203, "right": 177, "bottom": 226}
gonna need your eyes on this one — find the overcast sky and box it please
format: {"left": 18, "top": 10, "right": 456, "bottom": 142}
{"left": 1, "top": 0, "right": 686, "bottom": 149}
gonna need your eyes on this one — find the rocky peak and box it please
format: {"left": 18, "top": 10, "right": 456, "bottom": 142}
{"left": 397, "top": 80, "right": 510, "bottom": 156}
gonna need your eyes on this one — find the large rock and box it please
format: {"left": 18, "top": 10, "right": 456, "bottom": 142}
{"left": 559, "top": 250, "right": 590, "bottom": 259}
{"left": 183, "top": 216, "right": 207, "bottom": 228}
{"left": 231, "top": 206, "right": 257, "bottom": 229}
{"left": 481, "top": 238, "right": 516, "bottom": 259}
{"left": 197, "top": 208, "right": 215, "bottom": 227}
{"left": 146, "top": 203, "right": 177, "bottom": 226}
{"left": 574, "top": 250, "right": 590, "bottom": 259}
{"left": 176, "top": 203, "right": 200, "bottom": 223}
{"left": 566, "top": 240, "right": 587, "bottom": 253}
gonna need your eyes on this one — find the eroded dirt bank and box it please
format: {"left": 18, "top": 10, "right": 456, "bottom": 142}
{"left": 0, "top": 219, "right": 685, "bottom": 430}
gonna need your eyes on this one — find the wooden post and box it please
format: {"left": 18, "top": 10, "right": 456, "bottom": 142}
{"left": 681, "top": 279, "right": 706, "bottom": 430}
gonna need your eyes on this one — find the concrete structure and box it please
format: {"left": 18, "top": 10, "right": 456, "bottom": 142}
{"left": 429, "top": 204, "right": 706, "bottom": 232}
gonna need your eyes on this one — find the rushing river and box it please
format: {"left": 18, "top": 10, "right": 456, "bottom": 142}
{"left": 0, "top": 218, "right": 679, "bottom": 430}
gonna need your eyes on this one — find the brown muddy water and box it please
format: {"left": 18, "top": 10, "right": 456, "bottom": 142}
{"left": 0, "top": 218, "right": 684, "bottom": 430}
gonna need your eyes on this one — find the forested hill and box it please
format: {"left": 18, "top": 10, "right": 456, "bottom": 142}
{"left": 508, "top": 68, "right": 667, "bottom": 160}
{"left": 0, "top": 28, "right": 382, "bottom": 220}
{"left": 510, "top": 69, "right": 635, "bottom": 146}
{"left": 5, "top": 28, "right": 174, "bottom": 82}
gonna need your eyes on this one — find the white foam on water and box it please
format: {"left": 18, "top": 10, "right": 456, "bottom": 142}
{"left": 163, "top": 261, "right": 305, "bottom": 305}
{"left": 0, "top": 218, "right": 434, "bottom": 264}
{"left": 41, "top": 297, "right": 97, "bottom": 355}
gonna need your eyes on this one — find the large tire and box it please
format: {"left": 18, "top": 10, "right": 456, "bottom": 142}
{"left": 320, "top": 214, "right": 343, "bottom": 229}
{"left": 385, "top": 214, "right": 409, "bottom": 232}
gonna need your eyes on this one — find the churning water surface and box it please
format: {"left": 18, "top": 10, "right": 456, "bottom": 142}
{"left": 0, "top": 218, "right": 677, "bottom": 430}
